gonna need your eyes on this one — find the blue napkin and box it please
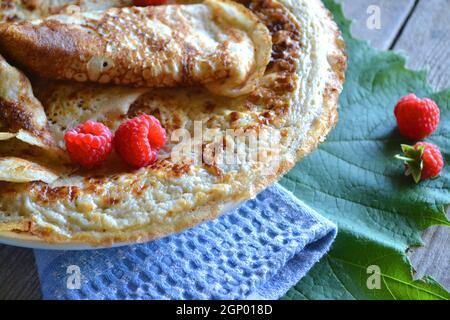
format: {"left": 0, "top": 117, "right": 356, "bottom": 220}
{"left": 34, "top": 184, "right": 337, "bottom": 300}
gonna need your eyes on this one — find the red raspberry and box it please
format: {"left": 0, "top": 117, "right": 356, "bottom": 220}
{"left": 114, "top": 114, "right": 166, "bottom": 168}
{"left": 394, "top": 94, "right": 440, "bottom": 140}
{"left": 145, "top": 115, "right": 167, "bottom": 151}
{"left": 64, "top": 120, "right": 113, "bottom": 169}
{"left": 395, "top": 142, "right": 444, "bottom": 183}
{"left": 132, "top": 0, "right": 168, "bottom": 6}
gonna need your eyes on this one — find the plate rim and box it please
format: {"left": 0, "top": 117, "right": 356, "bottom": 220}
{"left": 0, "top": 231, "right": 132, "bottom": 250}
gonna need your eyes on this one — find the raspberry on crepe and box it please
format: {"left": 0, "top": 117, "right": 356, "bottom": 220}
{"left": 133, "top": 0, "right": 168, "bottom": 5}
{"left": 114, "top": 115, "right": 167, "bottom": 168}
{"left": 64, "top": 121, "right": 113, "bottom": 169}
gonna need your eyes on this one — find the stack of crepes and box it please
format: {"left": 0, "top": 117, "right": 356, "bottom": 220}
{"left": 0, "top": 0, "right": 346, "bottom": 245}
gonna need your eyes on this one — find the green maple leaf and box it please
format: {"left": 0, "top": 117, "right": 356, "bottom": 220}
{"left": 281, "top": 0, "right": 450, "bottom": 300}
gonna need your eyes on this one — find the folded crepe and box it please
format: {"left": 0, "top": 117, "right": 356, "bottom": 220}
{"left": 0, "top": 0, "right": 133, "bottom": 23}
{"left": 0, "top": 0, "right": 346, "bottom": 245}
{"left": 0, "top": 0, "right": 272, "bottom": 97}
{"left": 0, "top": 55, "right": 55, "bottom": 149}
{"left": 0, "top": 55, "right": 67, "bottom": 183}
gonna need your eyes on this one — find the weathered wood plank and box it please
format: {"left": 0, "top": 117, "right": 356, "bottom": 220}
{"left": 394, "top": 0, "right": 450, "bottom": 90}
{"left": 335, "top": 0, "right": 416, "bottom": 49}
{"left": 0, "top": 245, "right": 41, "bottom": 300}
{"left": 408, "top": 220, "right": 450, "bottom": 289}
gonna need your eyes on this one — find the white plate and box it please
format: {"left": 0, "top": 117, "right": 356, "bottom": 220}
{"left": 0, "top": 231, "right": 130, "bottom": 250}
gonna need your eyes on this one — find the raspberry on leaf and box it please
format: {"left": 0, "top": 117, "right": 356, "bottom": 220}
{"left": 64, "top": 120, "right": 113, "bottom": 169}
{"left": 394, "top": 94, "right": 440, "bottom": 140}
{"left": 395, "top": 142, "right": 444, "bottom": 183}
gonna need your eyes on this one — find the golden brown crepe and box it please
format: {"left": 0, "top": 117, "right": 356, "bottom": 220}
{"left": 0, "top": 55, "right": 60, "bottom": 148}
{"left": 0, "top": 0, "right": 346, "bottom": 246}
{"left": 0, "top": 54, "right": 67, "bottom": 183}
{"left": 0, "top": 0, "right": 272, "bottom": 97}
{"left": 0, "top": 0, "right": 133, "bottom": 23}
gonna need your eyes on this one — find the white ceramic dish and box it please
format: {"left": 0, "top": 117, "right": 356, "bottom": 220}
{"left": 0, "top": 231, "right": 130, "bottom": 250}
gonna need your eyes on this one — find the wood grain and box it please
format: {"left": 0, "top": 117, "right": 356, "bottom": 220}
{"left": 394, "top": 0, "right": 450, "bottom": 90}
{"left": 335, "top": 0, "right": 416, "bottom": 49}
{"left": 408, "top": 219, "right": 450, "bottom": 288}
{"left": 0, "top": 245, "right": 41, "bottom": 300}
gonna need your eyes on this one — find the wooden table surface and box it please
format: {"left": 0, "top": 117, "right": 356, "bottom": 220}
{"left": 0, "top": 0, "right": 449, "bottom": 300}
